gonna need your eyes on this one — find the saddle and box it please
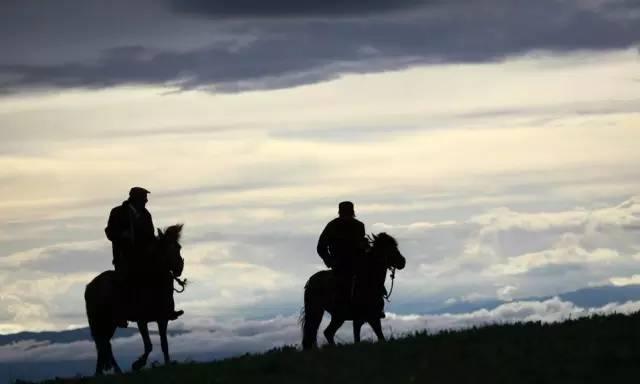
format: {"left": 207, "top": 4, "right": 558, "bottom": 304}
{"left": 332, "top": 272, "right": 385, "bottom": 320}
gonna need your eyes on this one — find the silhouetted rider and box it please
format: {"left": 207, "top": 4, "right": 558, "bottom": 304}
{"left": 105, "top": 187, "right": 155, "bottom": 327}
{"left": 317, "top": 201, "right": 367, "bottom": 313}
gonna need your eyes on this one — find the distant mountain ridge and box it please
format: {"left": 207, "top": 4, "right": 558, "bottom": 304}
{"left": 424, "top": 284, "right": 640, "bottom": 315}
{"left": 2, "top": 284, "right": 640, "bottom": 347}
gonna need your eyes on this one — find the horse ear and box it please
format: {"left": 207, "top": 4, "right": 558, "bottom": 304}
{"left": 157, "top": 228, "right": 164, "bottom": 237}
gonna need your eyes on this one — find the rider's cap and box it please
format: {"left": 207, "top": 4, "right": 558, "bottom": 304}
{"left": 338, "top": 201, "right": 355, "bottom": 216}
{"left": 129, "top": 187, "right": 151, "bottom": 199}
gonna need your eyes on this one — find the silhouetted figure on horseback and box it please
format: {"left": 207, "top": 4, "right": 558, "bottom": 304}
{"left": 85, "top": 188, "right": 186, "bottom": 375}
{"left": 302, "top": 202, "right": 406, "bottom": 349}
{"left": 104, "top": 187, "right": 155, "bottom": 327}
{"left": 104, "top": 187, "right": 183, "bottom": 326}
{"left": 316, "top": 201, "right": 367, "bottom": 316}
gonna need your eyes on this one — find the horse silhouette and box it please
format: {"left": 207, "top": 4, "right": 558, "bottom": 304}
{"left": 84, "top": 224, "right": 185, "bottom": 375}
{"left": 301, "top": 232, "right": 406, "bottom": 349}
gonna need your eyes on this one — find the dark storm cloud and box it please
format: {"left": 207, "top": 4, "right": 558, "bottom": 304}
{"left": 0, "top": 0, "right": 639, "bottom": 93}
{"left": 172, "top": 0, "right": 430, "bottom": 17}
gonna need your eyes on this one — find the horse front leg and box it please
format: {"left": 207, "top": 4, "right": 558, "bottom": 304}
{"left": 94, "top": 338, "right": 106, "bottom": 376}
{"left": 132, "top": 321, "right": 152, "bottom": 371}
{"left": 353, "top": 319, "right": 364, "bottom": 343}
{"left": 158, "top": 320, "right": 171, "bottom": 365}
{"left": 368, "top": 318, "right": 386, "bottom": 342}
{"left": 106, "top": 341, "right": 122, "bottom": 374}
{"left": 323, "top": 317, "right": 345, "bottom": 346}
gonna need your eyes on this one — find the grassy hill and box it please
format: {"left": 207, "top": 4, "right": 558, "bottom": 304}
{"left": 29, "top": 312, "right": 640, "bottom": 384}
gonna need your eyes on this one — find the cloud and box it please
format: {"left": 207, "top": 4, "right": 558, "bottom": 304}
{"left": 1, "top": 0, "right": 639, "bottom": 92}
{"left": 609, "top": 274, "right": 640, "bottom": 286}
{"left": 3, "top": 297, "right": 640, "bottom": 382}
{"left": 172, "top": 0, "right": 430, "bottom": 17}
{"left": 1, "top": 49, "right": 640, "bottom": 333}
{"left": 496, "top": 285, "right": 517, "bottom": 301}
{"left": 2, "top": 297, "right": 640, "bottom": 365}
{"left": 0, "top": 240, "right": 107, "bottom": 273}
{"left": 488, "top": 247, "right": 620, "bottom": 275}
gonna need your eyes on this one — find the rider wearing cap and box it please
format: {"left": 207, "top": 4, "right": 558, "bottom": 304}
{"left": 105, "top": 187, "right": 155, "bottom": 274}
{"left": 105, "top": 187, "right": 155, "bottom": 327}
{"left": 317, "top": 201, "right": 367, "bottom": 314}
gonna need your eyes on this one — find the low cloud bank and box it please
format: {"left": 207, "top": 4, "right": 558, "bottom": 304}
{"left": 2, "top": 297, "right": 639, "bottom": 364}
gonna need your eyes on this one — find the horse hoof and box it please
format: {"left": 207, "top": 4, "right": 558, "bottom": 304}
{"left": 131, "top": 358, "right": 146, "bottom": 371}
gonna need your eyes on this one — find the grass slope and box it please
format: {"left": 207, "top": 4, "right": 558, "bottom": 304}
{"left": 32, "top": 312, "right": 640, "bottom": 384}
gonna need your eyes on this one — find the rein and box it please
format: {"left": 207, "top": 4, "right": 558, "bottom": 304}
{"left": 384, "top": 267, "right": 396, "bottom": 302}
{"left": 369, "top": 235, "right": 398, "bottom": 302}
{"left": 172, "top": 274, "right": 187, "bottom": 293}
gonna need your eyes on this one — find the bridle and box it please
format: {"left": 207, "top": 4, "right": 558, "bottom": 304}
{"left": 368, "top": 235, "right": 398, "bottom": 302}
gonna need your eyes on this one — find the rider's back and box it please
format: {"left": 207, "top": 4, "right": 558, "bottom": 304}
{"left": 322, "top": 216, "right": 365, "bottom": 272}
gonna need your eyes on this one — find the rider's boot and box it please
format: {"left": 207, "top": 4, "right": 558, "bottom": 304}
{"left": 168, "top": 310, "right": 184, "bottom": 321}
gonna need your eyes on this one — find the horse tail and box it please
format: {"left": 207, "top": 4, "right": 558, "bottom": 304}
{"left": 301, "top": 276, "right": 324, "bottom": 350}
{"left": 85, "top": 278, "right": 100, "bottom": 340}
{"left": 86, "top": 271, "right": 120, "bottom": 375}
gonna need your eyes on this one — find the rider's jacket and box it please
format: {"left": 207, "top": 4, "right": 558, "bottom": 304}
{"left": 105, "top": 200, "right": 155, "bottom": 273}
{"left": 316, "top": 216, "right": 366, "bottom": 274}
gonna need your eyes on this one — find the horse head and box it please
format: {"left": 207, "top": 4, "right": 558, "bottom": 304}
{"left": 156, "top": 224, "right": 185, "bottom": 277}
{"left": 371, "top": 232, "right": 406, "bottom": 270}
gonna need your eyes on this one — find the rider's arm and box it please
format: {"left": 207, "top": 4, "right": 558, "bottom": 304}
{"left": 316, "top": 224, "right": 330, "bottom": 259}
{"left": 104, "top": 207, "right": 121, "bottom": 242}
{"left": 358, "top": 220, "right": 367, "bottom": 249}
{"left": 142, "top": 210, "right": 155, "bottom": 242}
{"left": 358, "top": 221, "right": 366, "bottom": 238}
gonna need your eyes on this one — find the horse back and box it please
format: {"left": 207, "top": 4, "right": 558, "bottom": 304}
{"left": 304, "top": 270, "right": 332, "bottom": 290}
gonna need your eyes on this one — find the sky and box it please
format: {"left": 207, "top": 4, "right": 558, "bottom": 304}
{"left": 0, "top": 0, "right": 639, "bottom": 371}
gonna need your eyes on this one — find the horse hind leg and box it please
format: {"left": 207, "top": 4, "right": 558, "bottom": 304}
{"left": 368, "top": 318, "right": 386, "bottom": 342}
{"left": 103, "top": 324, "right": 122, "bottom": 374}
{"left": 323, "top": 317, "right": 344, "bottom": 346}
{"left": 158, "top": 320, "right": 171, "bottom": 365}
{"left": 94, "top": 338, "right": 105, "bottom": 376}
{"left": 105, "top": 340, "right": 122, "bottom": 374}
{"left": 353, "top": 319, "right": 364, "bottom": 343}
{"left": 94, "top": 335, "right": 115, "bottom": 376}
{"left": 301, "top": 292, "right": 324, "bottom": 350}
{"left": 132, "top": 321, "right": 153, "bottom": 371}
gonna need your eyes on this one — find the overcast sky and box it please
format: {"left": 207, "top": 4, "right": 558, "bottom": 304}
{"left": 0, "top": 0, "right": 639, "bottom": 341}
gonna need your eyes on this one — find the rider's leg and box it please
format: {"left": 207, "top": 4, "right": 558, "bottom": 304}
{"left": 165, "top": 281, "right": 184, "bottom": 320}
{"left": 112, "top": 264, "right": 129, "bottom": 328}
{"left": 333, "top": 269, "right": 353, "bottom": 317}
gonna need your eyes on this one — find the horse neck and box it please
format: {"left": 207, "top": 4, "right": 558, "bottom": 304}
{"left": 150, "top": 240, "right": 170, "bottom": 269}
{"left": 367, "top": 245, "right": 388, "bottom": 274}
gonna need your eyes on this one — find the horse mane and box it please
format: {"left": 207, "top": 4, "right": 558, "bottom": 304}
{"left": 162, "top": 224, "right": 184, "bottom": 243}
{"left": 372, "top": 232, "right": 397, "bottom": 248}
